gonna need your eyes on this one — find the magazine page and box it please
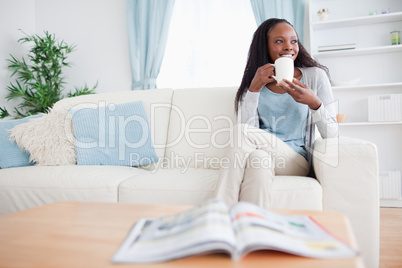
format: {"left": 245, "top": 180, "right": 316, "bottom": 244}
{"left": 112, "top": 199, "right": 236, "bottom": 263}
{"left": 229, "top": 202, "right": 358, "bottom": 261}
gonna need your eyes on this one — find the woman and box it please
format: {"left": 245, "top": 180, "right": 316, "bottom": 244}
{"left": 215, "top": 18, "right": 338, "bottom": 209}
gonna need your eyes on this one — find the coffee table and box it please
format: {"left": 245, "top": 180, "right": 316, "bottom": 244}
{"left": 0, "top": 201, "right": 364, "bottom": 268}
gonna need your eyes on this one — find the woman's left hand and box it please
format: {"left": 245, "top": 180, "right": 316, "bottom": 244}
{"left": 279, "top": 78, "right": 322, "bottom": 110}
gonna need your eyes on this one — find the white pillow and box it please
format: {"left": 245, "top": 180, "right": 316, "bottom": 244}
{"left": 9, "top": 108, "right": 76, "bottom": 165}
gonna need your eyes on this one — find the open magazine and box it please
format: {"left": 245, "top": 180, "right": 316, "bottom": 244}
{"left": 112, "top": 199, "right": 358, "bottom": 263}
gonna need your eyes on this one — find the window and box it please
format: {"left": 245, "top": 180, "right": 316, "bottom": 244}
{"left": 157, "top": 0, "right": 256, "bottom": 89}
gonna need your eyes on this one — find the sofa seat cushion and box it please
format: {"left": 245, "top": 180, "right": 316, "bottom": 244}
{"left": 118, "top": 168, "right": 218, "bottom": 205}
{"left": 271, "top": 176, "right": 322, "bottom": 210}
{"left": 118, "top": 169, "right": 322, "bottom": 210}
{"left": 0, "top": 165, "right": 148, "bottom": 215}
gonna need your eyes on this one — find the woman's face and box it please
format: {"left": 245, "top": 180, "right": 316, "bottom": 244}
{"left": 267, "top": 22, "right": 299, "bottom": 62}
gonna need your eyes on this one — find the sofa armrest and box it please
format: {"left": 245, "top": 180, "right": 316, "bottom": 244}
{"left": 312, "top": 136, "right": 379, "bottom": 268}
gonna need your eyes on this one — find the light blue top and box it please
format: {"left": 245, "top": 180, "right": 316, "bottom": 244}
{"left": 239, "top": 67, "right": 339, "bottom": 166}
{"left": 257, "top": 86, "right": 309, "bottom": 158}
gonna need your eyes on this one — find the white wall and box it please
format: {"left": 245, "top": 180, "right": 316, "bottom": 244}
{"left": 0, "top": 0, "right": 36, "bottom": 115}
{"left": 0, "top": 0, "right": 132, "bottom": 116}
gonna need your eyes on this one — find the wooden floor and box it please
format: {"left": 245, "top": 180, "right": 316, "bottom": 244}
{"left": 380, "top": 207, "right": 402, "bottom": 268}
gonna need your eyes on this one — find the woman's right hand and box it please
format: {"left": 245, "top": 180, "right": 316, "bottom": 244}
{"left": 248, "top": 63, "right": 276, "bottom": 92}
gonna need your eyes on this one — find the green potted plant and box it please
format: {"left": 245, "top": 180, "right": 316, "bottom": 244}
{"left": 0, "top": 30, "right": 97, "bottom": 119}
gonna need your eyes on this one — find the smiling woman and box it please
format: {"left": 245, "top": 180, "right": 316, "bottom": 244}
{"left": 157, "top": 0, "right": 256, "bottom": 89}
{"left": 215, "top": 18, "right": 338, "bottom": 210}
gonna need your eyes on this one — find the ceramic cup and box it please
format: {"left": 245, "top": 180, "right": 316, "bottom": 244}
{"left": 271, "top": 57, "right": 294, "bottom": 85}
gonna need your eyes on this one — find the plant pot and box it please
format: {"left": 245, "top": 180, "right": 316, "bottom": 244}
{"left": 318, "top": 12, "right": 329, "bottom": 21}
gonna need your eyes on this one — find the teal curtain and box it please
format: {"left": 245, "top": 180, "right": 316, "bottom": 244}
{"left": 250, "top": 0, "right": 305, "bottom": 44}
{"left": 126, "top": 0, "right": 175, "bottom": 90}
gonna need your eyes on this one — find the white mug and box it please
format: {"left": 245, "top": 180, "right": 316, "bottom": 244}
{"left": 271, "top": 57, "right": 294, "bottom": 85}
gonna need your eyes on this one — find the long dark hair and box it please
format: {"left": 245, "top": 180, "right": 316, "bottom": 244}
{"left": 235, "top": 18, "right": 328, "bottom": 113}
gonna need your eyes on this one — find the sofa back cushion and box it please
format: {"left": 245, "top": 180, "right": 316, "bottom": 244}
{"left": 165, "top": 87, "right": 237, "bottom": 170}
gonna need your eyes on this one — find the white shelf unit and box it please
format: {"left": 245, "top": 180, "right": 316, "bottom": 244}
{"left": 313, "top": 44, "right": 402, "bottom": 57}
{"left": 332, "top": 82, "right": 402, "bottom": 91}
{"left": 308, "top": 0, "right": 402, "bottom": 207}
{"left": 312, "top": 11, "right": 402, "bottom": 29}
{"left": 381, "top": 199, "right": 402, "bottom": 207}
{"left": 340, "top": 121, "right": 402, "bottom": 127}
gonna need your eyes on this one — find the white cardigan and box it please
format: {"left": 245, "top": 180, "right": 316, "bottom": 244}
{"left": 238, "top": 67, "right": 339, "bottom": 166}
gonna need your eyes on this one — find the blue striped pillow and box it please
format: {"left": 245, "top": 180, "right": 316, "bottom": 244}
{"left": 69, "top": 101, "right": 158, "bottom": 166}
{"left": 0, "top": 114, "right": 43, "bottom": 168}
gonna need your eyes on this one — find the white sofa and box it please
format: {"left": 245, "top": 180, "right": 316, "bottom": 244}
{"left": 0, "top": 87, "right": 379, "bottom": 267}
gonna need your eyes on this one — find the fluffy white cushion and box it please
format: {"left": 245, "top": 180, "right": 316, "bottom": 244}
{"left": 0, "top": 114, "right": 43, "bottom": 168}
{"left": 9, "top": 108, "right": 76, "bottom": 165}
